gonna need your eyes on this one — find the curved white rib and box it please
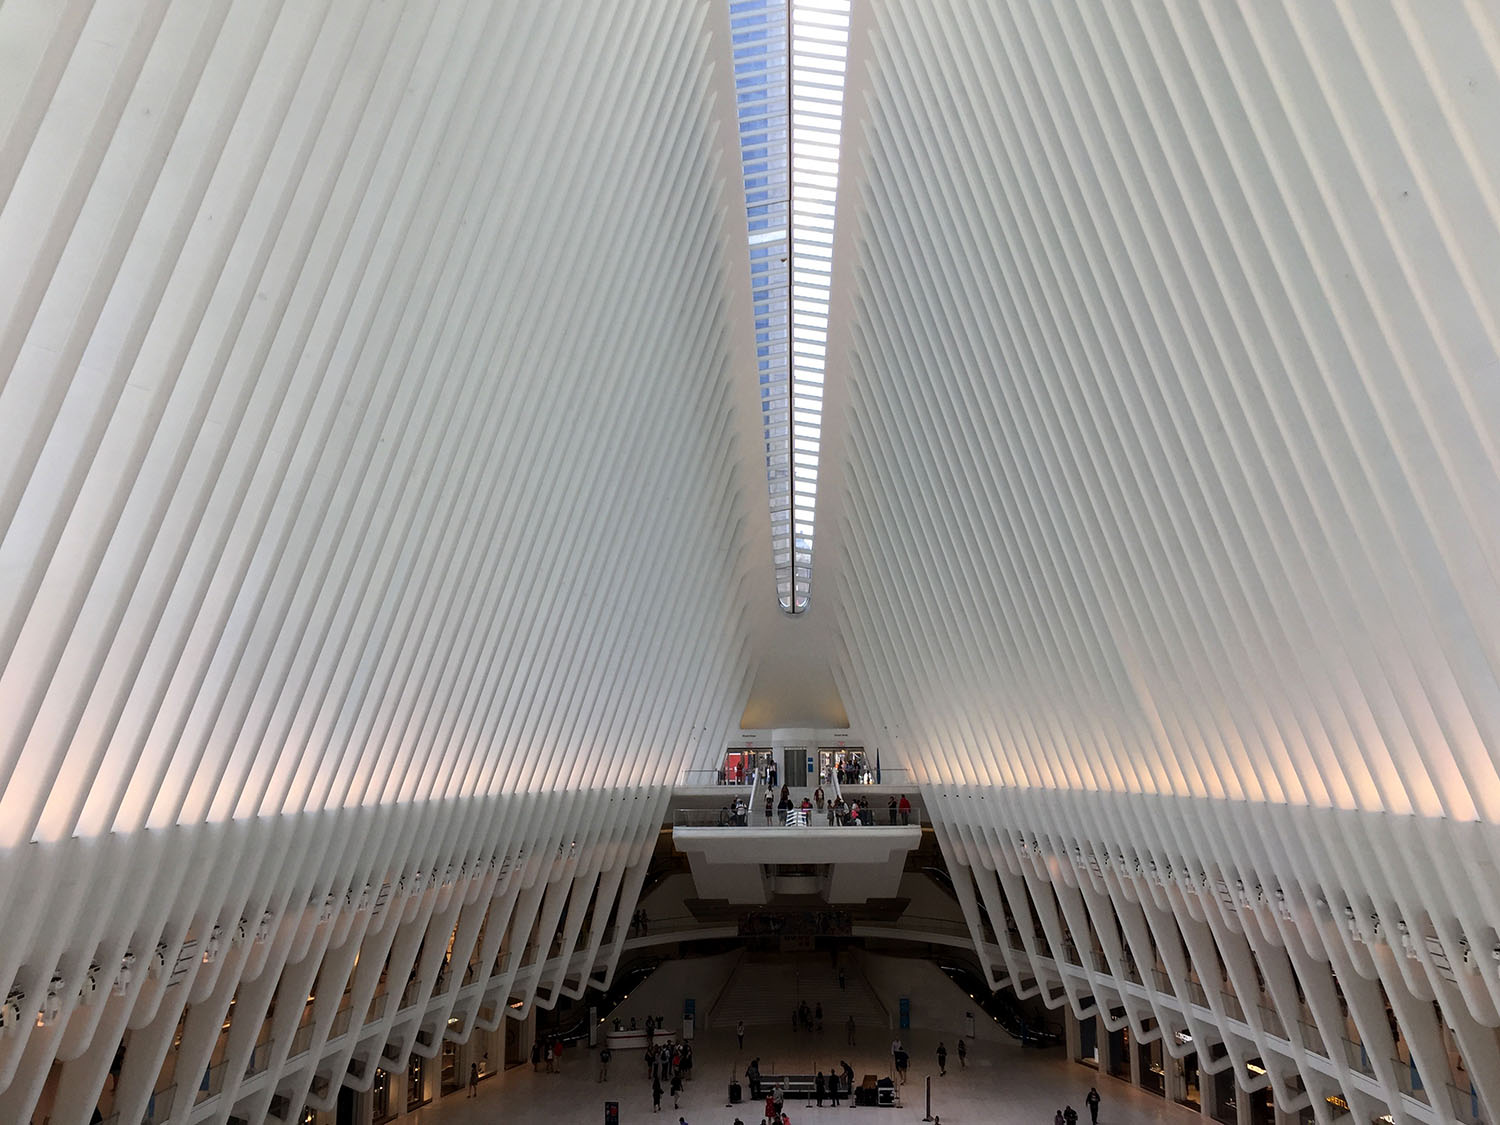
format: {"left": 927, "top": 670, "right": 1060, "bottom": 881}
{"left": 0, "top": 1, "right": 760, "bottom": 1122}
{"left": 820, "top": 1, "right": 1500, "bottom": 1121}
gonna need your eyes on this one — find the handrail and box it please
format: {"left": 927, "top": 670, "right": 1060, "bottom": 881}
{"left": 704, "top": 949, "right": 747, "bottom": 1027}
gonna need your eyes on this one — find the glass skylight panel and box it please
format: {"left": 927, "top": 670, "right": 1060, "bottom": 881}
{"left": 731, "top": 0, "right": 849, "bottom": 613}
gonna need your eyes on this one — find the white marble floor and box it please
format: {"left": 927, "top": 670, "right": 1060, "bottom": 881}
{"left": 407, "top": 1026, "right": 1205, "bottom": 1125}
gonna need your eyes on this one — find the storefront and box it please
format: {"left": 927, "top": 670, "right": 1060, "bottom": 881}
{"left": 1108, "top": 1019, "right": 1132, "bottom": 1082}
{"left": 1210, "top": 1067, "right": 1238, "bottom": 1125}
{"left": 372, "top": 1068, "right": 393, "bottom": 1125}
{"left": 505, "top": 1010, "right": 526, "bottom": 1068}
{"left": 817, "top": 747, "right": 869, "bottom": 785}
{"left": 1138, "top": 1029, "right": 1165, "bottom": 1096}
{"left": 1077, "top": 1014, "right": 1099, "bottom": 1068}
{"left": 440, "top": 1041, "right": 461, "bottom": 1097}
{"left": 406, "top": 1054, "right": 428, "bottom": 1112}
{"left": 721, "top": 749, "right": 769, "bottom": 785}
{"left": 1247, "top": 1066, "right": 1275, "bottom": 1125}
{"left": 1179, "top": 1046, "right": 1201, "bottom": 1108}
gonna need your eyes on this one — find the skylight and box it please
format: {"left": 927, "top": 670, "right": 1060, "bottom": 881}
{"left": 730, "top": 0, "right": 851, "bottom": 613}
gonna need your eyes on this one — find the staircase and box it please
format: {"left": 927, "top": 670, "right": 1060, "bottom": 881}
{"left": 709, "top": 953, "right": 888, "bottom": 1031}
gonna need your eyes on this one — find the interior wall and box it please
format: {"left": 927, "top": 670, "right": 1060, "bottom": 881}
{"left": 856, "top": 950, "right": 1012, "bottom": 1044}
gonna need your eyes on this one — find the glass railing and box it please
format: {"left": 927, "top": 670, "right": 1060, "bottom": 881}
{"left": 290, "top": 1019, "right": 316, "bottom": 1058}
{"left": 837, "top": 767, "right": 912, "bottom": 786}
{"left": 678, "top": 769, "right": 754, "bottom": 787}
{"left": 366, "top": 991, "right": 388, "bottom": 1023}
{"left": 399, "top": 978, "right": 422, "bottom": 1010}
{"left": 1257, "top": 1004, "right": 1287, "bottom": 1040}
{"left": 1448, "top": 1082, "right": 1483, "bottom": 1125}
{"left": 246, "top": 1037, "right": 272, "bottom": 1077}
{"left": 1390, "top": 1055, "right": 1430, "bottom": 1104}
{"left": 1221, "top": 991, "right": 1245, "bottom": 1022}
{"left": 145, "top": 1084, "right": 175, "bottom": 1124}
{"left": 195, "top": 1060, "right": 226, "bottom": 1105}
{"left": 672, "top": 801, "right": 923, "bottom": 828}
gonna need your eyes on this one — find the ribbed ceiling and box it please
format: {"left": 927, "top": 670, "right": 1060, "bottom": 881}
{"left": 2, "top": 1, "right": 1500, "bottom": 1122}
{"left": 0, "top": 0, "right": 761, "bottom": 846}
{"left": 825, "top": 0, "right": 1500, "bottom": 820}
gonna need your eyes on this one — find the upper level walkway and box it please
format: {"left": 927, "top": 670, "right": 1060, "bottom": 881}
{"left": 669, "top": 780, "right": 924, "bottom": 903}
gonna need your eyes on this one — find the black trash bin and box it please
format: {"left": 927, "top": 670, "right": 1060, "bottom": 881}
{"left": 728, "top": 1080, "right": 742, "bottom": 1104}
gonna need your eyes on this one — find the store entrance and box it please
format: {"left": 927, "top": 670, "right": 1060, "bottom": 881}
{"left": 1179, "top": 1046, "right": 1201, "bottom": 1108}
{"left": 1138, "top": 1033, "right": 1165, "bottom": 1095}
{"left": 723, "top": 748, "right": 774, "bottom": 786}
{"left": 1077, "top": 1013, "right": 1099, "bottom": 1067}
{"left": 816, "top": 747, "right": 869, "bottom": 786}
{"left": 505, "top": 1018, "right": 524, "bottom": 1068}
{"left": 1108, "top": 1021, "right": 1131, "bottom": 1081}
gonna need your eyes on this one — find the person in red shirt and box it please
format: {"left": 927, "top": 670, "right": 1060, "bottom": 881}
{"left": 898, "top": 794, "right": 912, "bottom": 826}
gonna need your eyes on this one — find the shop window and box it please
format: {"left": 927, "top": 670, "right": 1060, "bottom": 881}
{"left": 1138, "top": 1036, "right": 1165, "bottom": 1096}
{"left": 407, "top": 1054, "right": 428, "bottom": 1111}
{"left": 1108, "top": 1021, "right": 1131, "bottom": 1080}
{"left": 1178, "top": 1040, "right": 1201, "bottom": 1108}
{"left": 1077, "top": 1014, "right": 1098, "bottom": 1067}
{"left": 441, "top": 1041, "right": 461, "bottom": 1095}
{"left": 372, "top": 1068, "right": 393, "bottom": 1125}
{"left": 1210, "top": 1068, "right": 1237, "bottom": 1125}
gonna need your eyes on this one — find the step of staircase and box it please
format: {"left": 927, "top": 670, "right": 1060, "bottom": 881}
{"left": 709, "top": 953, "right": 888, "bottom": 1031}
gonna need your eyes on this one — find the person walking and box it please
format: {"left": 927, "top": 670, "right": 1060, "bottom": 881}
{"left": 598, "top": 1045, "right": 611, "bottom": 1082}
{"left": 815, "top": 1070, "right": 826, "bottom": 1107}
{"left": 670, "top": 1070, "right": 683, "bottom": 1109}
{"left": 652, "top": 1074, "right": 663, "bottom": 1114}
{"left": 937, "top": 1042, "right": 948, "bottom": 1076}
{"left": 957, "top": 1038, "right": 967, "bottom": 1069}
{"left": 894, "top": 1046, "right": 909, "bottom": 1084}
{"left": 736, "top": 1019, "right": 745, "bottom": 1049}
{"left": 846, "top": 1014, "right": 856, "bottom": 1045}
{"left": 1055, "top": 1109, "right": 1066, "bottom": 1125}
{"left": 1065, "top": 1105, "right": 1079, "bottom": 1125}
{"left": 468, "top": 1061, "right": 479, "bottom": 1098}
{"left": 1087, "top": 1087, "right": 1101, "bottom": 1124}
{"left": 829, "top": 1064, "right": 843, "bottom": 1106}
{"left": 530, "top": 1040, "right": 541, "bottom": 1072}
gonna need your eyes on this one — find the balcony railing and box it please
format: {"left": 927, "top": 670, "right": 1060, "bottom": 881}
{"left": 673, "top": 801, "right": 923, "bottom": 829}
{"left": 678, "top": 768, "right": 755, "bottom": 787}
